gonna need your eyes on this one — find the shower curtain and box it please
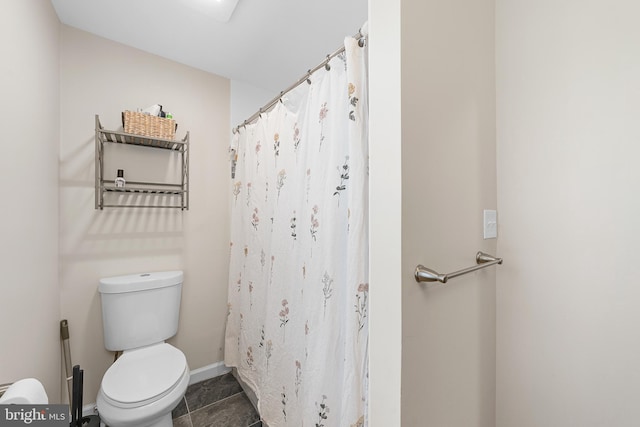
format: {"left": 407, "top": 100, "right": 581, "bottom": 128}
{"left": 225, "top": 37, "right": 368, "bottom": 427}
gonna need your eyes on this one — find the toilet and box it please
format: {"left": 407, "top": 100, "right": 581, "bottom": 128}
{"left": 96, "top": 271, "right": 189, "bottom": 427}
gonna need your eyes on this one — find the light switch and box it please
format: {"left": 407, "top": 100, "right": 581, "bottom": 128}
{"left": 483, "top": 210, "right": 497, "bottom": 239}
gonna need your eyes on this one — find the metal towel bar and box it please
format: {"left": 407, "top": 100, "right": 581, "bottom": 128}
{"left": 415, "top": 252, "right": 503, "bottom": 284}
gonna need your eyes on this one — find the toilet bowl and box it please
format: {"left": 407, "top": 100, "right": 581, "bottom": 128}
{"left": 97, "top": 344, "right": 189, "bottom": 427}
{"left": 96, "top": 271, "right": 188, "bottom": 427}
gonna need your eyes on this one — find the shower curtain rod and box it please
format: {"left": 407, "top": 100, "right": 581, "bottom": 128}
{"left": 233, "top": 24, "right": 368, "bottom": 134}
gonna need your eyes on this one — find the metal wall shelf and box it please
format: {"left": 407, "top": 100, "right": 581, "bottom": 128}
{"left": 95, "top": 115, "right": 189, "bottom": 210}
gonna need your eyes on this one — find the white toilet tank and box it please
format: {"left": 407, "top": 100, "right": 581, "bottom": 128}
{"left": 99, "top": 271, "right": 183, "bottom": 351}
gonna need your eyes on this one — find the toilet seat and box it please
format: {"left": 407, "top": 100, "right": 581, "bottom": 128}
{"left": 101, "top": 343, "right": 187, "bottom": 408}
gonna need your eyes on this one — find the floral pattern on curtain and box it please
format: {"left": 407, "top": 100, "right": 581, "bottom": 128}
{"left": 225, "top": 37, "right": 368, "bottom": 427}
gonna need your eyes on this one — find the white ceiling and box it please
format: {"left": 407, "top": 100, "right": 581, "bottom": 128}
{"left": 51, "top": 0, "right": 368, "bottom": 92}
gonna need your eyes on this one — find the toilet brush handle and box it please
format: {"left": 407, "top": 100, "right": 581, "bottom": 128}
{"left": 77, "top": 369, "right": 83, "bottom": 427}
{"left": 71, "top": 366, "right": 79, "bottom": 425}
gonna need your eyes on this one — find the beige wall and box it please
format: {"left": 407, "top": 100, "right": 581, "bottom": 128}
{"left": 400, "top": 0, "right": 496, "bottom": 425}
{"left": 59, "top": 26, "right": 230, "bottom": 404}
{"left": 496, "top": 1, "right": 640, "bottom": 425}
{"left": 0, "top": 0, "right": 61, "bottom": 402}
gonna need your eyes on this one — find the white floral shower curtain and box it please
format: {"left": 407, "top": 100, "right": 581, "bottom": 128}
{"left": 225, "top": 37, "right": 368, "bottom": 427}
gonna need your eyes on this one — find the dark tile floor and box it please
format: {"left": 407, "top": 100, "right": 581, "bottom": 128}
{"left": 172, "top": 372, "right": 262, "bottom": 427}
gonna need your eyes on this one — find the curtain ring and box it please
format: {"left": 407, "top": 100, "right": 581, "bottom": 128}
{"left": 325, "top": 55, "right": 331, "bottom": 71}
{"left": 259, "top": 108, "right": 263, "bottom": 119}
{"left": 358, "top": 37, "right": 365, "bottom": 48}
{"left": 306, "top": 70, "right": 312, "bottom": 85}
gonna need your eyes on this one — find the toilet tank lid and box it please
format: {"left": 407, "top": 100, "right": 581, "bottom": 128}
{"left": 99, "top": 271, "right": 183, "bottom": 294}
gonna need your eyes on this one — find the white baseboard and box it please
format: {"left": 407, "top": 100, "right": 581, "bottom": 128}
{"left": 83, "top": 403, "right": 98, "bottom": 417}
{"left": 188, "top": 361, "right": 231, "bottom": 385}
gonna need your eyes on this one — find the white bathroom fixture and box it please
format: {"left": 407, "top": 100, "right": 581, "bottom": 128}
{"left": 0, "top": 378, "right": 48, "bottom": 404}
{"left": 96, "top": 271, "right": 188, "bottom": 427}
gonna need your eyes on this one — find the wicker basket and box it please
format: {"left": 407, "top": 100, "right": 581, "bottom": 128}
{"left": 122, "top": 111, "right": 176, "bottom": 139}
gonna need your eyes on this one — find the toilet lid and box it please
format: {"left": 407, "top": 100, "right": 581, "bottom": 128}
{"left": 102, "top": 343, "right": 186, "bottom": 405}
